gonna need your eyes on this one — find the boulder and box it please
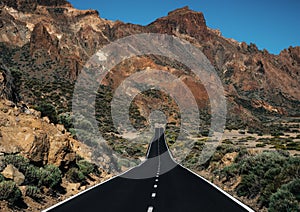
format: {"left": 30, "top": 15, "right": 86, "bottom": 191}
{"left": 29, "top": 109, "right": 41, "bottom": 118}
{"left": 42, "top": 116, "right": 50, "bottom": 123}
{"left": 27, "top": 133, "right": 50, "bottom": 165}
{"left": 221, "top": 152, "right": 238, "bottom": 167}
{"left": 56, "top": 124, "right": 66, "bottom": 133}
{"left": 1, "top": 164, "right": 25, "bottom": 185}
{"left": 48, "top": 135, "right": 76, "bottom": 168}
{"left": 65, "top": 183, "right": 80, "bottom": 196}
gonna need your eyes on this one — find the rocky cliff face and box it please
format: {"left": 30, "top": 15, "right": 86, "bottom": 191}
{"left": 0, "top": 0, "right": 71, "bottom": 13}
{"left": 0, "top": 1, "right": 299, "bottom": 128}
{"left": 148, "top": 6, "right": 209, "bottom": 40}
{"left": 0, "top": 65, "right": 20, "bottom": 102}
{"left": 0, "top": 98, "right": 114, "bottom": 211}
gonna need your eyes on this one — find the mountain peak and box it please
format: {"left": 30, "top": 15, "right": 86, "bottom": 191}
{"left": 148, "top": 6, "right": 207, "bottom": 39}
{"left": 167, "top": 6, "right": 193, "bottom": 16}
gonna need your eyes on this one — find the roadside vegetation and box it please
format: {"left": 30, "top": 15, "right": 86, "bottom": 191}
{"left": 220, "top": 150, "right": 299, "bottom": 211}
{"left": 182, "top": 141, "right": 300, "bottom": 211}
{"left": 0, "top": 154, "right": 100, "bottom": 209}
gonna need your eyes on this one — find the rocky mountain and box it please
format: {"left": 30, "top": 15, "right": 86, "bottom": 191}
{"left": 0, "top": 2, "right": 299, "bottom": 133}
{"left": 0, "top": 0, "right": 299, "bottom": 163}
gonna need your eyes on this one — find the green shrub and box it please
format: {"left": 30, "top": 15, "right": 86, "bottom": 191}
{"left": 270, "top": 131, "right": 284, "bottom": 136}
{"left": 58, "top": 112, "right": 73, "bottom": 130}
{"left": 25, "top": 186, "right": 41, "bottom": 200}
{"left": 24, "top": 165, "right": 41, "bottom": 185}
{"left": 200, "top": 129, "right": 209, "bottom": 136}
{"left": 286, "top": 142, "right": 299, "bottom": 150}
{"left": 222, "top": 151, "right": 300, "bottom": 208}
{"left": 221, "top": 164, "right": 239, "bottom": 180}
{"left": 76, "top": 119, "right": 94, "bottom": 131}
{"left": 256, "top": 143, "right": 266, "bottom": 148}
{"left": 273, "top": 144, "right": 286, "bottom": 150}
{"left": 4, "top": 155, "right": 30, "bottom": 173}
{"left": 222, "top": 139, "right": 233, "bottom": 145}
{"left": 38, "top": 165, "right": 62, "bottom": 188}
{"left": 281, "top": 179, "right": 300, "bottom": 201}
{"left": 269, "top": 189, "right": 299, "bottom": 212}
{"left": 280, "top": 157, "right": 300, "bottom": 179}
{"left": 234, "top": 148, "right": 249, "bottom": 163}
{"left": 66, "top": 168, "right": 85, "bottom": 183}
{"left": 0, "top": 181, "right": 22, "bottom": 204}
{"left": 257, "top": 132, "right": 263, "bottom": 136}
{"left": 0, "top": 174, "right": 4, "bottom": 182}
{"left": 77, "top": 160, "right": 98, "bottom": 176}
{"left": 70, "top": 129, "right": 98, "bottom": 147}
{"left": 209, "top": 144, "right": 239, "bottom": 162}
{"left": 35, "top": 102, "right": 58, "bottom": 123}
{"left": 236, "top": 174, "right": 260, "bottom": 198}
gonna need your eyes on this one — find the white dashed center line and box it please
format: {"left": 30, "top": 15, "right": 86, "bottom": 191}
{"left": 147, "top": 206, "right": 154, "bottom": 212}
{"left": 151, "top": 193, "right": 156, "bottom": 198}
{"left": 154, "top": 184, "right": 158, "bottom": 188}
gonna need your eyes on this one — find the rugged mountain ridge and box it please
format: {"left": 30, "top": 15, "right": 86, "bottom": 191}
{"left": 0, "top": 1, "right": 299, "bottom": 130}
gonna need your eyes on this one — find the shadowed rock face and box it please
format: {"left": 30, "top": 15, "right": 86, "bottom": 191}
{"left": 0, "top": 0, "right": 71, "bottom": 12}
{"left": 0, "top": 1, "right": 299, "bottom": 128}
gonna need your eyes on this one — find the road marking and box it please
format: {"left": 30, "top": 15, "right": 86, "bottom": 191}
{"left": 42, "top": 153, "right": 151, "bottom": 212}
{"left": 43, "top": 133, "right": 161, "bottom": 212}
{"left": 162, "top": 133, "right": 255, "bottom": 212}
{"left": 44, "top": 129, "right": 253, "bottom": 212}
{"left": 151, "top": 193, "right": 156, "bottom": 198}
{"left": 147, "top": 206, "right": 154, "bottom": 212}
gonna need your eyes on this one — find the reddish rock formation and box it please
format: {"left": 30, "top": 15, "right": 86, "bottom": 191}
{"left": 0, "top": 1, "right": 299, "bottom": 126}
{"left": 147, "top": 6, "right": 209, "bottom": 40}
{"left": 30, "top": 22, "right": 59, "bottom": 57}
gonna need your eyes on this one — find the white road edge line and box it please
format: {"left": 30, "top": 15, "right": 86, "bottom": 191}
{"left": 163, "top": 132, "right": 255, "bottom": 212}
{"left": 43, "top": 130, "right": 254, "bottom": 212}
{"left": 42, "top": 136, "right": 156, "bottom": 212}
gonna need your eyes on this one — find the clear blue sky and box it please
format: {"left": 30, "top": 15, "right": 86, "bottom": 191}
{"left": 69, "top": 0, "right": 300, "bottom": 54}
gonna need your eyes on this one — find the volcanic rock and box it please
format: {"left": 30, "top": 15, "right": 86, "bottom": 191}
{"left": 1, "top": 164, "right": 25, "bottom": 185}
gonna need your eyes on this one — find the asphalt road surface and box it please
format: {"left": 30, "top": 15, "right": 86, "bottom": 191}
{"left": 45, "top": 128, "right": 254, "bottom": 212}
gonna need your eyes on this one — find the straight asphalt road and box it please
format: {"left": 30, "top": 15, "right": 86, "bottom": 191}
{"left": 44, "top": 128, "right": 254, "bottom": 212}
